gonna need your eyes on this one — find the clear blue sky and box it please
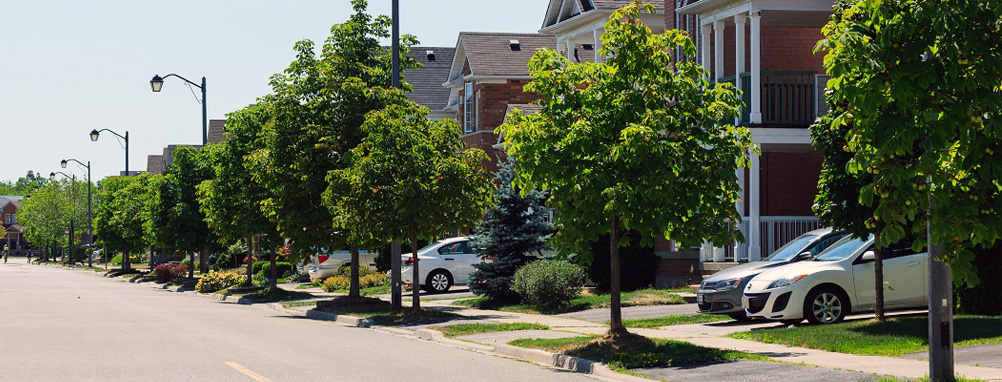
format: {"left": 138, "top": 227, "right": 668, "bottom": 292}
{"left": 0, "top": 0, "right": 549, "bottom": 182}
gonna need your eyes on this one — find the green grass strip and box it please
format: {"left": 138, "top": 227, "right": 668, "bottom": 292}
{"left": 618, "top": 314, "right": 731, "bottom": 328}
{"left": 433, "top": 323, "right": 549, "bottom": 337}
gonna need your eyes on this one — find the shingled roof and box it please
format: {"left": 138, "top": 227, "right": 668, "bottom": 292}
{"left": 403, "top": 47, "right": 455, "bottom": 110}
{"left": 454, "top": 32, "right": 556, "bottom": 78}
{"left": 542, "top": 0, "right": 663, "bottom": 29}
{"left": 592, "top": 0, "right": 664, "bottom": 10}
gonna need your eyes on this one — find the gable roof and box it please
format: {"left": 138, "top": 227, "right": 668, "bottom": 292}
{"left": 449, "top": 32, "right": 557, "bottom": 80}
{"left": 403, "top": 47, "right": 455, "bottom": 110}
{"left": 542, "top": 0, "right": 664, "bottom": 29}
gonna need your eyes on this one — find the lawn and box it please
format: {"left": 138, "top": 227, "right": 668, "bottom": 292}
{"left": 453, "top": 288, "right": 686, "bottom": 314}
{"left": 432, "top": 323, "right": 549, "bottom": 337}
{"left": 729, "top": 315, "right": 1002, "bottom": 356}
{"left": 316, "top": 296, "right": 458, "bottom": 326}
{"left": 509, "top": 336, "right": 767, "bottom": 369}
{"left": 618, "top": 314, "right": 730, "bottom": 328}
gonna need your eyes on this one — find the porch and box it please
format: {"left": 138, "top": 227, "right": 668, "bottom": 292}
{"left": 701, "top": 216, "right": 820, "bottom": 262}
{"left": 717, "top": 71, "right": 829, "bottom": 127}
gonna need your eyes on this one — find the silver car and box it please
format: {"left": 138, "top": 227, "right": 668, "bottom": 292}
{"left": 696, "top": 228, "right": 848, "bottom": 320}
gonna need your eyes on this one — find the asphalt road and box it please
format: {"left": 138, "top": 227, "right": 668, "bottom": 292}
{"left": 0, "top": 257, "right": 594, "bottom": 382}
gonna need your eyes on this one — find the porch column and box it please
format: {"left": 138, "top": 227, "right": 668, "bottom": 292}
{"left": 734, "top": 14, "right": 746, "bottom": 125}
{"left": 593, "top": 28, "right": 603, "bottom": 63}
{"left": 733, "top": 166, "right": 747, "bottom": 261}
{"left": 748, "top": 145, "right": 762, "bottom": 260}
{"left": 701, "top": 24, "right": 711, "bottom": 79}
{"left": 713, "top": 20, "right": 725, "bottom": 80}
{"left": 566, "top": 39, "right": 575, "bottom": 61}
{"left": 749, "top": 11, "right": 762, "bottom": 124}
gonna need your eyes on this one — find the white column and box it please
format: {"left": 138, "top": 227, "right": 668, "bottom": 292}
{"left": 749, "top": 12, "right": 762, "bottom": 124}
{"left": 566, "top": 39, "right": 575, "bottom": 61}
{"left": 749, "top": 145, "right": 762, "bottom": 260}
{"left": 713, "top": 20, "right": 725, "bottom": 80}
{"left": 593, "top": 28, "right": 603, "bottom": 63}
{"left": 733, "top": 166, "right": 747, "bottom": 261}
{"left": 734, "top": 15, "right": 746, "bottom": 125}
{"left": 701, "top": 25, "right": 711, "bottom": 78}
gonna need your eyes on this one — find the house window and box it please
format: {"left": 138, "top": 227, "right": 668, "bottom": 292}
{"left": 464, "top": 82, "right": 475, "bottom": 133}
{"left": 4, "top": 214, "right": 9, "bottom": 224}
{"left": 11, "top": 214, "right": 15, "bottom": 224}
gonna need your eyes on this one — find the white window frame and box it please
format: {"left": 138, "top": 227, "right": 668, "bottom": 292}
{"left": 4, "top": 214, "right": 9, "bottom": 224}
{"left": 11, "top": 214, "right": 15, "bottom": 224}
{"left": 464, "top": 82, "right": 475, "bottom": 133}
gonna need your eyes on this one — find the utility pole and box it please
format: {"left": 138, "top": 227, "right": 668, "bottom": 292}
{"left": 390, "top": 0, "right": 403, "bottom": 311}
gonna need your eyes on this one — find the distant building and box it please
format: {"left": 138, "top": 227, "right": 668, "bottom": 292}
{"left": 146, "top": 119, "right": 227, "bottom": 175}
{"left": 1, "top": 195, "right": 27, "bottom": 252}
{"left": 403, "top": 47, "right": 456, "bottom": 121}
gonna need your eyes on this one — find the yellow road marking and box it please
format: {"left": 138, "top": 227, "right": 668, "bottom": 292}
{"left": 225, "top": 362, "right": 273, "bottom": 382}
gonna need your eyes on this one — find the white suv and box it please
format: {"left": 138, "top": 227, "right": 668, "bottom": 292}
{"left": 401, "top": 237, "right": 480, "bottom": 293}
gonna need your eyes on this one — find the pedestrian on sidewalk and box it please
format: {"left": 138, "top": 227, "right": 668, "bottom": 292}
{"left": 2, "top": 244, "right": 8, "bottom": 264}
{"left": 26, "top": 250, "right": 32, "bottom": 264}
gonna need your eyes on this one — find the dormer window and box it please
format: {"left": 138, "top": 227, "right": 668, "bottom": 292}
{"left": 426, "top": 50, "right": 436, "bottom": 61}
{"left": 510, "top": 40, "right": 521, "bottom": 51}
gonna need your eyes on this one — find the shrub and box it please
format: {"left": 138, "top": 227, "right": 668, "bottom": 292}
{"left": 335, "top": 265, "right": 378, "bottom": 278}
{"left": 511, "top": 260, "right": 585, "bottom": 311}
{"left": 195, "top": 272, "right": 244, "bottom": 293}
{"left": 322, "top": 276, "right": 351, "bottom": 292}
{"left": 110, "top": 253, "right": 145, "bottom": 266}
{"left": 360, "top": 273, "right": 389, "bottom": 289}
{"left": 181, "top": 259, "right": 200, "bottom": 269}
{"left": 255, "top": 261, "right": 294, "bottom": 280}
{"left": 214, "top": 252, "right": 234, "bottom": 269}
{"left": 154, "top": 264, "right": 189, "bottom": 283}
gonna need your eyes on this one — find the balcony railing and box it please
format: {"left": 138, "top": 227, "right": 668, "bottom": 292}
{"left": 714, "top": 71, "right": 828, "bottom": 127}
{"left": 702, "top": 216, "right": 820, "bottom": 262}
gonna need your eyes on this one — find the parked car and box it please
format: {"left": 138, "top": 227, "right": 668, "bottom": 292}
{"left": 697, "top": 228, "right": 848, "bottom": 320}
{"left": 305, "top": 248, "right": 378, "bottom": 280}
{"left": 400, "top": 237, "right": 479, "bottom": 293}
{"left": 742, "top": 234, "right": 928, "bottom": 324}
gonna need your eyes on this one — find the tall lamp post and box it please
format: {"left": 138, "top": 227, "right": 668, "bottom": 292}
{"left": 50, "top": 171, "right": 75, "bottom": 264}
{"left": 90, "top": 129, "right": 129, "bottom": 175}
{"left": 390, "top": 0, "right": 403, "bottom": 311}
{"left": 61, "top": 159, "right": 92, "bottom": 267}
{"left": 149, "top": 73, "right": 207, "bottom": 145}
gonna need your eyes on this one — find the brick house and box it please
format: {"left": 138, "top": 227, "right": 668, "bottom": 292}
{"left": 1, "top": 196, "right": 27, "bottom": 253}
{"left": 666, "top": 0, "right": 831, "bottom": 264}
{"left": 146, "top": 119, "right": 228, "bottom": 175}
{"left": 444, "top": 32, "right": 556, "bottom": 174}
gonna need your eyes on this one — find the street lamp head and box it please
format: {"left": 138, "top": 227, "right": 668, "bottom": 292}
{"left": 150, "top": 75, "right": 164, "bottom": 92}
{"left": 89, "top": 129, "right": 100, "bottom": 142}
{"left": 60, "top": 160, "right": 68, "bottom": 169}
{"left": 49, "top": 172, "right": 56, "bottom": 180}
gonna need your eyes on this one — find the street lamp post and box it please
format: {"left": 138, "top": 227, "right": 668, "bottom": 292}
{"left": 150, "top": 73, "right": 207, "bottom": 145}
{"left": 61, "top": 159, "right": 92, "bottom": 267}
{"left": 90, "top": 129, "right": 129, "bottom": 175}
{"left": 50, "top": 171, "right": 74, "bottom": 264}
{"left": 389, "top": 0, "right": 404, "bottom": 311}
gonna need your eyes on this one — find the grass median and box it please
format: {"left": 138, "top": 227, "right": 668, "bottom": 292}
{"left": 453, "top": 288, "right": 686, "bottom": 314}
{"left": 617, "top": 314, "right": 731, "bottom": 328}
{"left": 728, "top": 315, "right": 1002, "bottom": 356}
{"left": 431, "top": 323, "right": 550, "bottom": 337}
{"left": 316, "top": 296, "right": 458, "bottom": 326}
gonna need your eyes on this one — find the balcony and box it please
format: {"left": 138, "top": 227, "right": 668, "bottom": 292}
{"left": 716, "top": 71, "right": 829, "bottom": 127}
{"left": 702, "top": 216, "right": 820, "bottom": 262}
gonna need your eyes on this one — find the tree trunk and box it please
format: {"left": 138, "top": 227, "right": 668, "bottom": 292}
{"left": 188, "top": 252, "right": 194, "bottom": 279}
{"left": 411, "top": 233, "right": 420, "bottom": 310}
{"left": 874, "top": 246, "right": 886, "bottom": 321}
{"left": 200, "top": 248, "right": 209, "bottom": 275}
{"left": 269, "top": 243, "right": 278, "bottom": 293}
{"left": 148, "top": 248, "right": 155, "bottom": 269}
{"left": 123, "top": 249, "right": 131, "bottom": 271}
{"left": 609, "top": 214, "right": 627, "bottom": 335}
{"left": 349, "top": 245, "right": 360, "bottom": 299}
{"left": 245, "top": 235, "right": 254, "bottom": 287}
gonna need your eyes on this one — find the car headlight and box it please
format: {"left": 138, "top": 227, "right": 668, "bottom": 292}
{"left": 713, "top": 278, "right": 742, "bottom": 290}
{"left": 767, "top": 275, "right": 807, "bottom": 289}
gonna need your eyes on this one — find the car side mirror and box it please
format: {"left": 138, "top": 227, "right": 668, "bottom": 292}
{"left": 796, "top": 251, "right": 812, "bottom": 261}
{"left": 861, "top": 251, "right": 876, "bottom": 262}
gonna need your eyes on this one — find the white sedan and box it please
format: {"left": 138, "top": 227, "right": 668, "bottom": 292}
{"left": 742, "top": 234, "right": 928, "bottom": 324}
{"left": 305, "top": 248, "right": 378, "bottom": 280}
{"left": 401, "top": 237, "right": 480, "bottom": 293}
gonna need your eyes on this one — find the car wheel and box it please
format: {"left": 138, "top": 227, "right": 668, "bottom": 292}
{"left": 728, "top": 313, "right": 753, "bottom": 322}
{"left": 425, "top": 270, "right": 452, "bottom": 293}
{"left": 803, "top": 287, "right": 849, "bottom": 325}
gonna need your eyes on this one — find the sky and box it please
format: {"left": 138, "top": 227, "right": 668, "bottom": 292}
{"left": 0, "top": 0, "right": 550, "bottom": 183}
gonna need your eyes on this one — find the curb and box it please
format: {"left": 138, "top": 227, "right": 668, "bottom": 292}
{"left": 305, "top": 309, "right": 371, "bottom": 328}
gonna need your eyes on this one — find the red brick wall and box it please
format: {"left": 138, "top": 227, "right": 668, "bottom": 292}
{"left": 761, "top": 151, "right": 822, "bottom": 216}
{"left": 664, "top": 0, "right": 676, "bottom": 30}
{"left": 457, "top": 80, "right": 539, "bottom": 132}
{"left": 460, "top": 131, "right": 506, "bottom": 174}
{"left": 711, "top": 26, "right": 825, "bottom": 77}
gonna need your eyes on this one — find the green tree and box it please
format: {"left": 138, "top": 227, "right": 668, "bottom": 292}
{"left": 468, "top": 158, "right": 554, "bottom": 302}
{"left": 0, "top": 171, "right": 47, "bottom": 196}
{"left": 252, "top": 0, "right": 417, "bottom": 296}
{"left": 499, "top": 1, "right": 752, "bottom": 338}
{"left": 18, "top": 182, "right": 67, "bottom": 261}
{"left": 94, "top": 175, "right": 153, "bottom": 269}
{"left": 324, "top": 101, "right": 494, "bottom": 308}
{"left": 148, "top": 146, "right": 216, "bottom": 278}
{"left": 818, "top": 0, "right": 1002, "bottom": 379}
{"left": 199, "top": 102, "right": 282, "bottom": 290}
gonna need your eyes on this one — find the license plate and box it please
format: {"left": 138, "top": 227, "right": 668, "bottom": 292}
{"left": 741, "top": 297, "right": 750, "bottom": 310}
{"left": 696, "top": 294, "right": 704, "bottom": 304}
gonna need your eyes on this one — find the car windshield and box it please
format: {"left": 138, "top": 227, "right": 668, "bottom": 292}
{"left": 764, "top": 234, "right": 818, "bottom": 262}
{"left": 813, "top": 235, "right": 872, "bottom": 262}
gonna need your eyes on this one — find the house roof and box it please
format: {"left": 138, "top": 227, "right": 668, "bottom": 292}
{"left": 403, "top": 47, "right": 455, "bottom": 110}
{"left": 454, "top": 32, "right": 557, "bottom": 79}
{"left": 542, "top": 0, "right": 664, "bottom": 29}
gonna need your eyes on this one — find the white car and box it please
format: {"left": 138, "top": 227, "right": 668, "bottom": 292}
{"left": 742, "top": 234, "right": 928, "bottom": 324}
{"left": 401, "top": 237, "right": 480, "bottom": 293}
{"left": 305, "top": 248, "right": 378, "bottom": 280}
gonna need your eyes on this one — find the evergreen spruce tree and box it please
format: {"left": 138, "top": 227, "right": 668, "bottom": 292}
{"left": 469, "top": 158, "right": 555, "bottom": 302}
